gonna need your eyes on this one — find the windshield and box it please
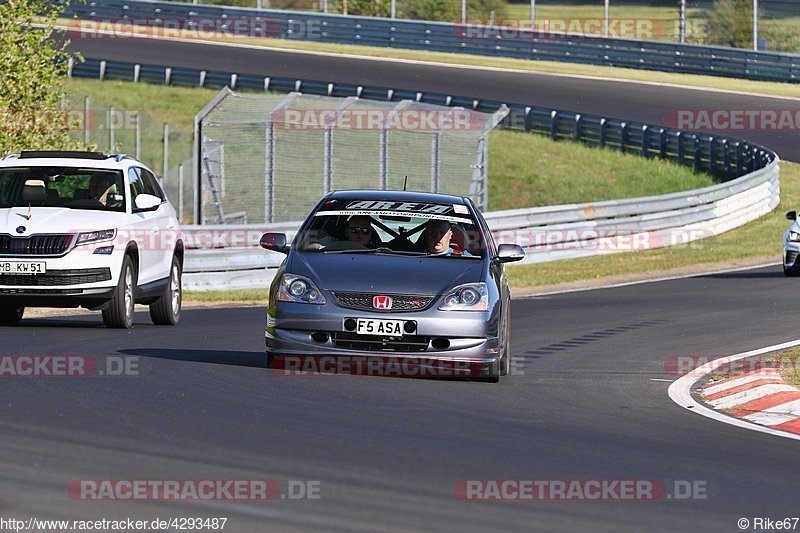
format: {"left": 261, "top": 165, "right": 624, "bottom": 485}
{"left": 0, "top": 167, "right": 126, "bottom": 212}
{"left": 296, "top": 198, "right": 485, "bottom": 258}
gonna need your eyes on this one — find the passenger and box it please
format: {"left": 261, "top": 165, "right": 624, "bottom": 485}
{"left": 344, "top": 216, "right": 378, "bottom": 247}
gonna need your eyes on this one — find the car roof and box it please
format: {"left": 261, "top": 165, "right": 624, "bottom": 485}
{"left": 0, "top": 151, "right": 141, "bottom": 171}
{"left": 328, "top": 189, "right": 468, "bottom": 205}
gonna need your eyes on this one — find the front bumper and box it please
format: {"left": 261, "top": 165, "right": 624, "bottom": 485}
{"left": 265, "top": 300, "right": 501, "bottom": 377}
{"left": 0, "top": 243, "right": 123, "bottom": 307}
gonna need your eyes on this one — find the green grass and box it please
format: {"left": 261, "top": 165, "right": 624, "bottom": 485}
{"left": 506, "top": 161, "right": 796, "bottom": 288}
{"left": 771, "top": 348, "right": 800, "bottom": 388}
{"left": 487, "top": 130, "right": 712, "bottom": 211}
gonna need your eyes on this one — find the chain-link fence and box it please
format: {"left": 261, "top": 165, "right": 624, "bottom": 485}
{"left": 196, "top": 90, "right": 508, "bottom": 224}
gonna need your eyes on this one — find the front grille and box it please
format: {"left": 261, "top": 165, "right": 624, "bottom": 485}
{"left": 332, "top": 292, "right": 434, "bottom": 312}
{"left": 0, "top": 234, "right": 73, "bottom": 256}
{"left": 332, "top": 331, "right": 430, "bottom": 352}
{"left": 0, "top": 268, "right": 111, "bottom": 287}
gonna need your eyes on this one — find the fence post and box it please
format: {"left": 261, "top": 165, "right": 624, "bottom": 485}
{"left": 162, "top": 123, "right": 169, "bottom": 184}
{"left": 323, "top": 126, "right": 333, "bottom": 194}
{"left": 431, "top": 132, "right": 441, "bottom": 193}
{"left": 265, "top": 116, "right": 275, "bottom": 223}
{"left": 178, "top": 163, "right": 184, "bottom": 223}
{"left": 84, "top": 96, "right": 90, "bottom": 146}
{"left": 379, "top": 128, "right": 388, "bottom": 190}
{"left": 108, "top": 106, "right": 115, "bottom": 151}
{"left": 679, "top": 0, "right": 686, "bottom": 43}
{"left": 135, "top": 113, "right": 141, "bottom": 160}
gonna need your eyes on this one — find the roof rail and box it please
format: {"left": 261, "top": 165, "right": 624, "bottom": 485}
{"left": 0, "top": 152, "right": 21, "bottom": 161}
{"left": 106, "top": 153, "right": 135, "bottom": 162}
{"left": 18, "top": 151, "right": 107, "bottom": 160}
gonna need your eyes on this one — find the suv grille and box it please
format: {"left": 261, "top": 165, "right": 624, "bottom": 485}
{"left": 332, "top": 292, "right": 434, "bottom": 312}
{"left": 0, "top": 234, "right": 73, "bottom": 256}
{"left": 0, "top": 268, "right": 111, "bottom": 286}
{"left": 332, "top": 332, "right": 430, "bottom": 352}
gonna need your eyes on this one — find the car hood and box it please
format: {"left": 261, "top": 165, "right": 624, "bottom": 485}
{"left": 290, "top": 252, "right": 485, "bottom": 295}
{"left": 0, "top": 207, "right": 129, "bottom": 236}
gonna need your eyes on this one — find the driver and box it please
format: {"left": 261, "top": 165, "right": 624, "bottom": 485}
{"left": 422, "top": 219, "right": 471, "bottom": 256}
{"left": 88, "top": 173, "right": 116, "bottom": 206}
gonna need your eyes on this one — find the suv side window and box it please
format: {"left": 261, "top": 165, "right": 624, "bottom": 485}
{"left": 128, "top": 167, "right": 146, "bottom": 205}
{"left": 140, "top": 168, "right": 166, "bottom": 201}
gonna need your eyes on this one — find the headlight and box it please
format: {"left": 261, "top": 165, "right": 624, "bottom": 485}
{"left": 76, "top": 229, "right": 116, "bottom": 245}
{"left": 439, "top": 282, "right": 488, "bottom": 311}
{"left": 789, "top": 231, "right": 800, "bottom": 242}
{"left": 278, "top": 274, "right": 325, "bottom": 304}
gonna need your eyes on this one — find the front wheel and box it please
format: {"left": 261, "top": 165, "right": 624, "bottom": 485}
{"left": 0, "top": 305, "right": 24, "bottom": 326}
{"left": 149, "top": 256, "right": 182, "bottom": 326}
{"left": 103, "top": 256, "right": 136, "bottom": 329}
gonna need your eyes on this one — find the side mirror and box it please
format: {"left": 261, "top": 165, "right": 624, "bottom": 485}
{"left": 787, "top": 211, "right": 797, "bottom": 221}
{"left": 133, "top": 193, "right": 161, "bottom": 212}
{"left": 260, "top": 232, "right": 288, "bottom": 254}
{"left": 496, "top": 243, "right": 525, "bottom": 263}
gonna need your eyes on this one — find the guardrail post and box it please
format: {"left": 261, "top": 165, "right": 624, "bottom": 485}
{"left": 659, "top": 129, "right": 667, "bottom": 159}
{"left": 709, "top": 137, "right": 717, "bottom": 173}
{"left": 550, "top": 110, "right": 558, "bottom": 140}
{"left": 693, "top": 135, "right": 701, "bottom": 171}
{"left": 620, "top": 122, "right": 628, "bottom": 152}
{"left": 641, "top": 125, "right": 649, "bottom": 157}
{"left": 524, "top": 107, "right": 533, "bottom": 132}
{"left": 722, "top": 139, "right": 730, "bottom": 172}
{"left": 574, "top": 114, "right": 582, "bottom": 142}
{"left": 99, "top": 60, "right": 106, "bottom": 81}
{"left": 677, "top": 131, "right": 684, "bottom": 163}
{"left": 599, "top": 118, "right": 607, "bottom": 148}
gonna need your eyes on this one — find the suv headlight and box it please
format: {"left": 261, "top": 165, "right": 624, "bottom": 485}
{"left": 789, "top": 231, "right": 800, "bottom": 242}
{"left": 76, "top": 229, "right": 116, "bottom": 245}
{"left": 278, "top": 274, "right": 326, "bottom": 304}
{"left": 439, "top": 282, "right": 488, "bottom": 311}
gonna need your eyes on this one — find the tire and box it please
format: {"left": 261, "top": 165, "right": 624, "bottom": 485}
{"left": 0, "top": 305, "right": 24, "bottom": 326}
{"left": 149, "top": 256, "right": 182, "bottom": 326}
{"left": 785, "top": 266, "right": 800, "bottom": 277}
{"left": 500, "top": 314, "right": 511, "bottom": 377}
{"left": 103, "top": 256, "right": 136, "bottom": 329}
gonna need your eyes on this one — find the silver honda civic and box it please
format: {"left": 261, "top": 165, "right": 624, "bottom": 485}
{"left": 260, "top": 190, "right": 525, "bottom": 382}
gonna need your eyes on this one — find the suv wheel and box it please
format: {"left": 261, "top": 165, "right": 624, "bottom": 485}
{"left": 0, "top": 305, "right": 24, "bottom": 326}
{"left": 103, "top": 256, "right": 136, "bottom": 329}
{"left": 149, "top": 256, "right": 182, "bottom": 326}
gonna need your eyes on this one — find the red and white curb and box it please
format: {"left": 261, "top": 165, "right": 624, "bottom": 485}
{"left": 668, "top": 339, "right": 800, "bottom": 441}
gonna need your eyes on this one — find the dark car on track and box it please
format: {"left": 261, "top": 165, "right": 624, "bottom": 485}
{"left": 260, "top": 190, "right": 525, "bottom": 382}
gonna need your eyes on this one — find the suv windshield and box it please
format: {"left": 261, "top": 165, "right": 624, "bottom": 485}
{"left": 296, "top": 198, "right": 485, "bottom": 258}
{"left": 0, "top": 167, "right": 126, "bottom": 212}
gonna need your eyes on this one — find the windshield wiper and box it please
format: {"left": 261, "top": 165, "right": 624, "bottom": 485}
{"left": 324, "top": 247, "right": 428, "bottom": 256}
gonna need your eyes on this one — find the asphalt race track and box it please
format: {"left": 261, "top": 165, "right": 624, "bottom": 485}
{"left": 2, "top": 264, "right": 799, "bottom": 531}
{"left": 67, "top": 36, "right": 800, "bottom": 162}
{"left": 2, "top": 34, "right": 792, "bottom": 531}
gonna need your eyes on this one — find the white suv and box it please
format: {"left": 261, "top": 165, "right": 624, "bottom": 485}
{"left": 0, "top": 151, "right": 183, "bottom": 328}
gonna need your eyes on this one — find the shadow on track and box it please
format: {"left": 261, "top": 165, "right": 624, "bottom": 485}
{"left": 118, "top": 348, "right": 267, "bottom": 368}
{"left": 705, "top": 271, "right": 784, "bottom": 279}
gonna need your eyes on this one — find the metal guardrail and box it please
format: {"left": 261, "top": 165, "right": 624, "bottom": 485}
{"left": 65, "top": 57, "right": 780, "bottom": 291}
{"left": 66, "top": 0, "right": 800, "bottom": 83}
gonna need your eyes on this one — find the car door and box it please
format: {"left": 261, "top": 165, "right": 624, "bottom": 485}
{"left": 127, "top": 167, "right": 161, "bottom": 285}
{"left": 138, "top": 168, "right": 177, "bottom": 280}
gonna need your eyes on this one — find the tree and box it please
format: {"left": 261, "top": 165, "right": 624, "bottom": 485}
{"left": 0, "top": 0, "right": 82, "bottom": 152}
{"left": 402, "top": 0, "right": 457, "bottom": 22}
{"left": 332, "top": 0, "right": 391, "bottom": 17}
{"left": 703, "top": 0, "right": 753, "bottom": 48}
